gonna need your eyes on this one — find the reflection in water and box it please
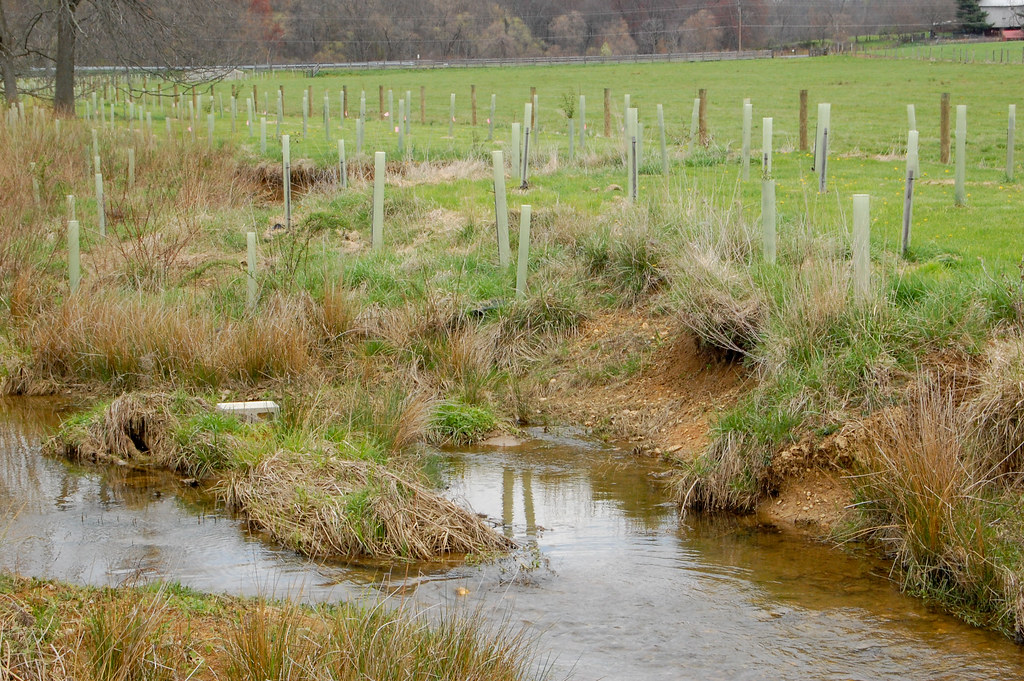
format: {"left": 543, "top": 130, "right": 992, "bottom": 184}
{"left": 3, "top": 405, "right": 1024, "bottom": 680}
{"left": 501, "top": 467, "right": 537, "bottom": 538}
{"left": 429, "top": 428, "right": 1024, "bottom": 680}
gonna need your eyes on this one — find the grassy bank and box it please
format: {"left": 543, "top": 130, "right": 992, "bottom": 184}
{"left": 0, "top": 575, "right": 547, "bottom": 681}
{"left": 4, "top": 53, "right": 1024, "bottom": 640}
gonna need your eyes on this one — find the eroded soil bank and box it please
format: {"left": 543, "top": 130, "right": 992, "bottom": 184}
{"left": 536, "top": 309, "right": 852, "bottom": 536}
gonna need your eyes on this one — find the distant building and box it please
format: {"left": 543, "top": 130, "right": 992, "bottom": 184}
{"left": 980, "top": 0, "right": 1024, "bottom": 29}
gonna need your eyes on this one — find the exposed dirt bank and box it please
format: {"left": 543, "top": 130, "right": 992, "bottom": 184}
{"left": 539, "top": 310, "right": 746, "bottom": 455}
{"left": 539, "top": 309, "right": 858, "bottom": 538}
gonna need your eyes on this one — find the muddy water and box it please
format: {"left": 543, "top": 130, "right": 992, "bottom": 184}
{"left": 3, "top": 399, "right": 1024, "bottom": 680}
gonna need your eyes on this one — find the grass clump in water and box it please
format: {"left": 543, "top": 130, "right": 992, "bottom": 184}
{"left": 225, "top": 450, "right": 513, "bottom": 559}
{"left": 50, "top": 392, "right": 512, "bottom": 561}
{"left": 429, "top": 400, "right": 498, "bottom": 445}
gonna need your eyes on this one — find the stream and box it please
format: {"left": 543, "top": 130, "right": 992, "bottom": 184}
{"left": 2, "top": 397, "right": 1024, "bottom": 680}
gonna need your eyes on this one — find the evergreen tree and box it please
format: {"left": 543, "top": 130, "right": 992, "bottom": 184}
{"left": 957, "top": 0, "right": 992, "bottom": 34}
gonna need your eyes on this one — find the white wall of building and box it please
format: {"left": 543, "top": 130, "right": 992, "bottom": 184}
{"left": 980, "top": 0, "right": 1024, "bottom": 28}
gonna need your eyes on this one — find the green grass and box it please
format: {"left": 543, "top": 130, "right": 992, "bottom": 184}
{"left": 72, "top": 55, "right": 1024, "bottom": 271}
{"left": 878, "top": 39, "right": 1024, "bottom": 64}
{"left": 429, "top": 400, "right": 498, "bottom": 445}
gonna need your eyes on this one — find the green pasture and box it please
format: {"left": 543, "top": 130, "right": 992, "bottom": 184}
{"left": 79, "top": 55, "right": 1024, "bottom": 270}
{"left": 873, "top": 39, "right": 1024, "bottom": 64}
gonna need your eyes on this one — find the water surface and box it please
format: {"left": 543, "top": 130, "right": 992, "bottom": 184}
{"left": 2, "top": 399, "right": 1023, "bottom": 680}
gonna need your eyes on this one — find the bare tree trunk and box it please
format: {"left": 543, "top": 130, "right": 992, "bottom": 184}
{"left": 54, "top": 0, "right": 81, "bottom": 115}
{"left": 0, "top": 38, "right": 17, "bottom": 104}
{"left": 0, "top": 2, "right": 18, "bottom": 104}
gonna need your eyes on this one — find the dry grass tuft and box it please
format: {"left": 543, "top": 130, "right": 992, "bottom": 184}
{"left": 380, "top": 292, "right": 467, "bottom": 350}
{"left": 859, "top": 386, "right": 978, "bottom": 566}
{"left": 320, "top": 284, "right": 362, "bottom": 342}
{"left": 223, "top": 599, "right": 312, "bottom": 681}
{"left": 673, "top": 431, "right": 768, "bottom": 512}
{"left": 236, "top": 293, "right": 315, "bottom": 381}
{"left": 1, "top": 588, "right": 71, "bottom": 681}
{"left": 758, "top": 259, "right": 853, "bottom": 378}
{"left": 225, "top": 452, "right": 514, "bottom": 560}
{"left": 326, "top": 382, "right": 433, "bottom": 453}
{"left": 963, "top": 337, "right": 1024, "bottom": 478}
{"left": 47, "top": 392, "right": 239, "bottom": 480}
{"left": 23, "top": 293, "right": 221, "bottom": 389}
{"left": 10, "top": 290, "right": 327, "bottom": 391}
{"left": 81, "top": 592, "right": 172, "bottom": 681}
{"left": 435, "top": 326, "right": 501, "bottom": 404}
{"left": 325, "top": 601, "right": 547, "bottom": 681}
{"left": 672, "top": 244, "right": 765, "bottom": 356}
{"left": 51, "top": 392, "right": 183, "bottom": 469}
{"left": 850, "top": 379, "right": 1024, "bottom": 634}
{"left": 397, "top": 159, "right": 488, "bottom": 186}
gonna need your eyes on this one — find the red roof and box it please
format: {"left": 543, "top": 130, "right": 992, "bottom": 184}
{"left": 1002, "top": 29, "right": 1024, "bottom": 40}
